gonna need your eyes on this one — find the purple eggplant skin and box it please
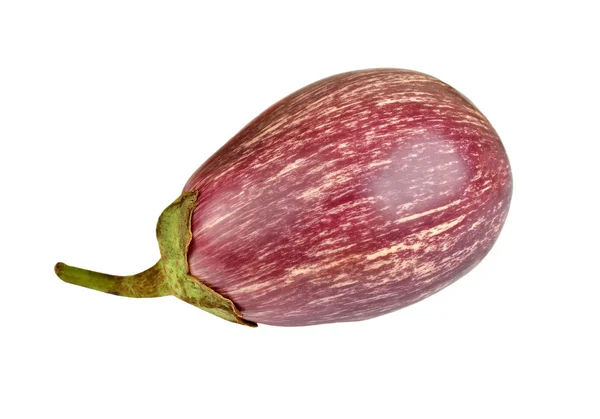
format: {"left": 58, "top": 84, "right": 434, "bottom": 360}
{"left": 183, "top": 68, "right": 512, "bottom": 326}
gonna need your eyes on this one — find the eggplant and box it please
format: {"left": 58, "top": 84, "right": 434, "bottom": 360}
{"left": 55, "top": 68, "right": 512, "bottom": 327}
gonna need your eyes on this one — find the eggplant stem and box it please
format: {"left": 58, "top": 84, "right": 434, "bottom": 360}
{"left": 54, "top": 191, "right": 256, "bottom": 327}
{"left": 54, "top": 261, "right": 168, "bottom": 298}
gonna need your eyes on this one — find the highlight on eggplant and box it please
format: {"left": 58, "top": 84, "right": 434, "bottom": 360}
{"left": 55, "top": 68, "right": 512, "bottom": 327}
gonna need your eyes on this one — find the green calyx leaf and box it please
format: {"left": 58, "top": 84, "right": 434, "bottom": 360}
{"left": 55, "top": 191, "right": 257, "bottom": 328}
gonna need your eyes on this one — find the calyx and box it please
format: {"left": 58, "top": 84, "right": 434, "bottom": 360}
{"left": 55, "top": 191, "right": 257, "bottom": 327}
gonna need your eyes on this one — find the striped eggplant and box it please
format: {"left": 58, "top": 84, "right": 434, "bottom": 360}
{"left": 55, "top": 68, "right": 512, "bottom": 327}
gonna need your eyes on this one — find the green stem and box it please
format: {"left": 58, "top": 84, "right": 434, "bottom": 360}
{"left": 54, "top": 261, "right": 168, "bottom": 298}
{"left": 54, "top": 191, "right": 256, "bottom": 327}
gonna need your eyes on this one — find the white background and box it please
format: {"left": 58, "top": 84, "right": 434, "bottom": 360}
{"left": 1, "top": 1, "right": 598, "bottom": 418}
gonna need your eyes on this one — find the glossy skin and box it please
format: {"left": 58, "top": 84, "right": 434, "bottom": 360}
{"left": 184, "top": 69, "right": 512, "bottom": 326}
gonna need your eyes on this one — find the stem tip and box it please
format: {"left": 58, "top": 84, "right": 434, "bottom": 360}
{"left": 54, "top": 262, "right": 65, "bottom": 277}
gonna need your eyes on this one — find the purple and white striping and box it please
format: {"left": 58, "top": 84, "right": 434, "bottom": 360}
{"left": 184, "top": 69, "right": 512, "bottom": 326}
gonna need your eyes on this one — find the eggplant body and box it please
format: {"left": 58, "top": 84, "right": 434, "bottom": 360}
{"left": 184, "top": 69, "right": 512, "bottom": 326}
